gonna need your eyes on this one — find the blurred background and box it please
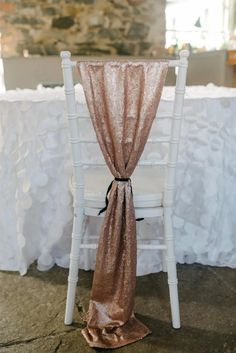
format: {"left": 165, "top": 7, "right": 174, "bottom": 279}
{"left": 1, "top": 0, "right": 236, "bottom": 90}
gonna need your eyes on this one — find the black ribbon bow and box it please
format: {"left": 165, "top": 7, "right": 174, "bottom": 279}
{"left": 98, "top": 177, "right": 144, "bottom": 221}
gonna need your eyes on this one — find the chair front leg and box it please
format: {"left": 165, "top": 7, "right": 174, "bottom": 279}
{"left": 82, "top": 216, "right": 91, "bottom": 271}
{"left": 161, "top": 248, "right": 168, "bottom": 272}
{"left": 163, "top": 206, "right": 180, "bottom": 329}
{"left": 64, "top": 205, "right": 84, "bottom": 325}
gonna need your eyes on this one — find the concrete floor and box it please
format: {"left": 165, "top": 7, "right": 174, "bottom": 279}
{"left": 0, "top": 263, "right": 235, "bottom": 353}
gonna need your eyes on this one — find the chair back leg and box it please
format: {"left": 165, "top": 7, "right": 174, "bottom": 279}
{"left": 65, "top": 203, "right": 84, "bottom": 324}
{"left": 164, "top": 206, "right": 180, "bottom": 328}
{"left": 61, "top": 51, "right": 85, "bottom": 325}
{"left": 162, "top": 50, "right": 189, "bottom": 328}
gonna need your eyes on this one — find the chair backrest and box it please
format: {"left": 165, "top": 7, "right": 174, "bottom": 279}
{"left": 61, "top": 51, "right": 189, "bottom": 209}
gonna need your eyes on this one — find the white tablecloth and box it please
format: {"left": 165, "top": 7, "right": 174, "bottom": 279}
{"left": 1, "top": 84, "right": 236, "bottom": 275}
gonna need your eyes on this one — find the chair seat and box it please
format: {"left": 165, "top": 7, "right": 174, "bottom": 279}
{"left": 83, "top": 167, "right": 165, "bottom": 209}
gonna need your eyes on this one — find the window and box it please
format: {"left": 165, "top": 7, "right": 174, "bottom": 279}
{"left": 166, "top": 0, "right": 230, "bottom": 51}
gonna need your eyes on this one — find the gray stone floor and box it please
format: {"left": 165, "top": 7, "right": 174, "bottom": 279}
{"left": 0, "top": 263, "right": 235, "bottom": 353}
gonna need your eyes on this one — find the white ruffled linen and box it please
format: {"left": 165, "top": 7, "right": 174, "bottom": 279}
{"left": 0, "top": 84, "right": 236, "bottom": 275}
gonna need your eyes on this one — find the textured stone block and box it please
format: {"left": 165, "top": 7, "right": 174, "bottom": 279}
{"left": 52, "top": 16, "right": 75, "bottom": 29}
{"left": 74, "top": 0, "right": 94, "bottom": 3}
{"left": 0, "top": 0, "right": 166, "bottom": 57}
{"left": 113, "top": 42, "right": 135, "bottom": 55}
{"left": 128, "top": 22, "right": 150, "bottom": 39}
{"left": 43, "top": 7, "right": 57, "bottom": 16}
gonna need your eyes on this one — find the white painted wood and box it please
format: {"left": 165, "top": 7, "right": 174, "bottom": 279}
{"left": 61, "top": 50, "right": 189, "bottom": 329}
{"left": 82, "top": 217, "right": 90, "bottom": 271}
{"left": 80, "top": 243, "right": 167, "bottom": 250}
{"left": 84, "top": 206, "right": 164, "bottom": 218}
{"left": 81, "top": 160, "right": 167, "bottom": 167}
{"left": 163, "top": 49, "right": 189, "bottom": 328}
{"left": 78, "top": 114, "right": 173, "bottom": 120}
{"left": 61, "top": 51, "right": 85, "bottom": 325}
{"left": 70, "top": 59, "right": 180, "bottom": 68}
{"left": 82, "top": 235, "right": 167, "bottom": 242}
{"left": 76, "top": 137, "right": 171, "bottom": 143}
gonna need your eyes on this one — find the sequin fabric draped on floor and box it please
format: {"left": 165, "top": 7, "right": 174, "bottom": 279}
{"left": 77, "top": 60, "right": 168, "bottom": 348}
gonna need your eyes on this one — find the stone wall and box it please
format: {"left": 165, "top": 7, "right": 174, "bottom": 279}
{"left": 0, "top": 0, "right": 166, "bottom": 57}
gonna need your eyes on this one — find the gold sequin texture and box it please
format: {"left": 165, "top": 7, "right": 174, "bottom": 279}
{"left": 77, "top": 60, "right": 169, "bottom": 349}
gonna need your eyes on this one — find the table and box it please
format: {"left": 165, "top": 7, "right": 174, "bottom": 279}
{"left": 1, "top": 84, "right": 236, "bottom": 275}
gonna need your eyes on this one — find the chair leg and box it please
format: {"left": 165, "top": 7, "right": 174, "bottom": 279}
{"left": 161, "top": 249, "right": 168, "bottom": 272}
{"left": 83, "top": 216, "right": 90, "bottom": 271}
{"left": 64, "top": 205, "right": 84, "bottom": 325}
{"left": 163, "top": 207, "right": 180, "bottom": 329}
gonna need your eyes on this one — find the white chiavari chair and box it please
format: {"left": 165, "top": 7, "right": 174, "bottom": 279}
{"left": 61, "top": 50, "right": 189, "bottom": 329}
